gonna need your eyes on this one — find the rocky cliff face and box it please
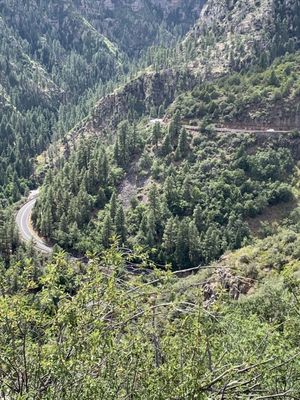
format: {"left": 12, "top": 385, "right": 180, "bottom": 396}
{"left": 224, "top": 97, "right": 300, "bottom": 131}
{"left": 69, "top": 0, "right": 300, "bottom": 139}
{"left": 73, "top": 69, "right": 196, "bottom": 137}
{"left": 185, "top": 0, "right": 271, "bottom": 77}
{"left": 185, "top": 0, "right": 300, "bottom": 78}
{"left": 0, "top": 0, "right": 206, "bottom": 113}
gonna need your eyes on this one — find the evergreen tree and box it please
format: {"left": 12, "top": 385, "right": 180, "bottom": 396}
{"left": 161, "top": 133, "right": 172, "bottom": 156}
{"left": 162, "top": 217, "right": 178, "bottom": 261}
{"left": 110, "top": 192, "right": 118, "bottom": 221}
{"left": 102, "top": 214, "right": 113, "bottom": 248}
{"left": 178, "top": 128, "right": 189, "bottom": 157}
{"left": 203, "top": 225, "right": 222, "bottom": 263}
{"left": 188, "top": 220, "right": 202, "bottom": 266}
{"left": 138, "top": 214, "right": 148, "bottom": 245}
{"left": 158, "top": 104, "right": 165, "bottom": 118}
{"left": 269, "top": 70, "right": 280, "bottom": 87}
{"left": 152, "top": 122, "right": 161, "bottom": 147}
{"left": 146, "top": 211, "right": 156, "bottom": 247}
{"left": 168, "top": 111, "right": 181, "bottom": 145}
{"left": 193, "top": 205, "right": 204, "bottom": 232}
{"left": 115, "top": 205, "right": 127, "bottom": 244}
{"left": 175, "top": 220, "right": 190, "bottom": 268}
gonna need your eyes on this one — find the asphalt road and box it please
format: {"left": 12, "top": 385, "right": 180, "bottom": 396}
{"left": 16, "top": 192, "right": 53, "bottom": 254}
{"left": 15, "top": 125, "right": 294, "bottom": 256}
{"left": 183, "top": 125, "right": 293, "bottom": 134}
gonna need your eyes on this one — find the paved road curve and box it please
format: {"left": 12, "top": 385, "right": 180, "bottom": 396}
{"left": 16, "top": 191, "right": 53, "bottom": 254}
{"left": 16, "top": 125, "right": 294, "bottom": 256}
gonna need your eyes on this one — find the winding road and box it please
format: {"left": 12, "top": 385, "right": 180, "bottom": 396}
{"left": 16, "top": 190, "right": 53, "bottom": 254}
{"left": 16, "top": 125, "right": 295, "bottom": 256}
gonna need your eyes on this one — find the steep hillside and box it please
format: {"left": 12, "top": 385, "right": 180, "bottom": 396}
{"left": 67, "top": 0, "right": 300, "bottom": 141}
{"left": 34, "top": 115, "right": 300, "bottom": 268}
{"left": 29, "top": 4, "right": 300, "bottom": 268}
{"left": 71, "top": 69, "right": 196, "bottom": 138}
{"left": 184, "top": 0, "right": 300, "bottom": 77}
{"left": 0, "top": 2, "right": 120, "bottom": 104}
{"left": 0, "top": 0, "right": 205, "bottom": 102}
{"left": 173, "top": 52, "right": 300, "bottom": 130}
{"left": 78, "top": 0, "right": 204, "bottom": 55}
{"left": 0, "top": 15, "right": 62, "bottom": 111}
{"left": 2, "top": 3, "right": 300, "bottom": 397}
{"left": 0, "top": 0, "right": 204, "bottom": 207}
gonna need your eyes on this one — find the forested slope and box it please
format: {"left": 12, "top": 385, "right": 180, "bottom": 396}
{"left": 0, "top": 0, "right": 204, "bottom": 208}
{"left": 185, "top": 0, "right": 300, "bottom": 76}
{"left": 1, "top": 2, "right": 300, "bottom": 397}
{"left": 15, "top": 1, "right": 300, "bottom": 271}
{"left": 77, "top": 0, "right": 204, "bottom": 55}
{"left": 174, "top": 52, "right": 300, "bottom": 129}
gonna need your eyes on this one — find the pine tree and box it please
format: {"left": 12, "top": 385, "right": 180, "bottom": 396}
{"left": 0, "top": 210, "right": 9, "bottom": 258}
{"left": 110, "top": 192, "right": 118, "bottom": 221}
{"left": 174, "top": 146, "right": 181, "bottom": 161}
{"left": 127, "top": 122, "right": 139, "bottom": 155}
{"left": 115, "top": 205, "right": 127, "bottom": 244}
{"left": 114, "top": 139, "right": 120, "bottom": 165}
{"left": 59, "top": 213, "right": 68, "bottom": 234}
{"left": 193, "top": 205, "right": 204, "bottom": 232}
{"left": 96, "top": 188, "right": 107, "bottom": 208}
{"left": 150, "top": 106, "right": 157, "bottom": 118}
{"left": 269, "top": 70, "right": 280, "bottom": 87}
{"left": 102, "top": 214, "right": 113, "bottom": 248}
{"left": 188, "top": 221, "right": 202, "bottom": 266}
{"left": 146, "top": 211, "right": 156, "bottom": 247}
{"left": 168, "top": 111, "right": 181, "bottom": 145}
{"left": 175, "top": 220, "right": 190, "bottom": 268}
{"left": 203, "top": 225, "right": 222, "bottom": 263}
{"left": 162, "top": 217, "right": 178, "bottom": 260}
{"left": 152, "top": 122, "right": 161, "bottom": 147}
{"left": 87, "top": 158, "right": 96, "bottom": 194}
{"left": 138, "top": 214, "right": 148, "bottom": 245}
{"left": 161, "top": 133, "right": 172, "bottom": 156}
{"left": 148, "top": 184, "right": 161, "bottom": 222}
{"left": 118, "top": 121, "right": 129, "bottom": 167}
{"left": 178, "top": 128, "right": 189, "bottom": 157}
{"left": 158, "top": 104, "right": 165, "bottom": 118}
{"left": 101, "top": 151, "right": 109, "bottom": 185}
{"left": 40, "top": 207, "right": 53, "bottom": 238}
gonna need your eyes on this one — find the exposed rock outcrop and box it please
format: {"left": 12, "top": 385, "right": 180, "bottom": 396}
{"left": 73, "top": 69, "right": 196, "bottom": 136}
{"left": 203, "top": 266, "right": 253, "bottom": 306}
{"left": 185, "top": 0, "right": 300, "bottom": 78}
{"left": 223, "top": 96, "right": 300, "bottom": 131}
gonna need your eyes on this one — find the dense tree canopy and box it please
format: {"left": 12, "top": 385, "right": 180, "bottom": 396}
{"left": 33, "top": 114, "right": 296, "bottom": 269}
{"left": 1, "top": 2, "right": 300, "bottom": 397}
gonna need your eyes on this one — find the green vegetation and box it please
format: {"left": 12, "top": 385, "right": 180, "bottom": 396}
{"left": 33, "top": 115, "right": 296, "bottom": 269}
{"left": 2, "top": 0, "right": 300, "bottom": 397}
{"left": 184, "top": 0, "right": 300, "bottom": 77}
{"left": 0, "top": 0, "right": 201, "bottom": 207}
{"left": 0, "top": 244, "right": 300, "bottom": 398}
{"left": 0, "top": 106, "right": 55, "bottom": 206}
{"left": 174, "top": 52, "right": 300, "bottom": 125}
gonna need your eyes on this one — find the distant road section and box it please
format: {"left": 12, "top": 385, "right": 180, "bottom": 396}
{"left": 183, "top": 125, "right": 293, "bottom": 134}
{"left": 149, "top": 119, "right": 294, "bottom": 135}
{"left": 16, "top": 190, "right": 53, "bottom": 254}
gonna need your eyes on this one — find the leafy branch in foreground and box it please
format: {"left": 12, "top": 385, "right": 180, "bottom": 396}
{"left": 0, "top": 246, "right": 299, "bottom": 399}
